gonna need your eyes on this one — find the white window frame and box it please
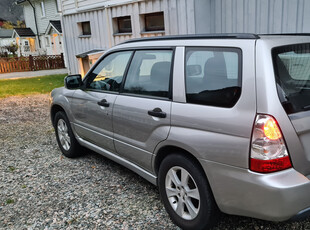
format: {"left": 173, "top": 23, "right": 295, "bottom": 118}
{"left": 45, "top": 36, "right": 50, "bottom": 47}
{"left": 41, "top": 1, "right": 46, "bottom": 17}
{"left": 55, "top": 0, "right": 62, "bottom": 12}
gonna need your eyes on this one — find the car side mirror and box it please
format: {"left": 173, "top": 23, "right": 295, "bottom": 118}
{"left": 187, "top": 65, "right": 202, "bottom": 76}
{"left": 64, "top": 74, "right": 83, "bottom": 89}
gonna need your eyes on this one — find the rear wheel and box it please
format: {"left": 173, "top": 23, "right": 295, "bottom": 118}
{"left": 54, "top": 111, "right": 83, "bottom": 158}
{"left": 158, "top": 154, "right": 219, "bottom": 230}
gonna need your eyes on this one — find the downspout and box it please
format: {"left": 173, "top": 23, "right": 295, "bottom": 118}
{"left": 105, "top": 7, "right": 112, "bottom": 48}
{"left": 26, "top": 0, "right": 41, "bottom": 48}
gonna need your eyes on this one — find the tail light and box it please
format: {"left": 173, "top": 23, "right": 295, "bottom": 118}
{"left": 250, "top": 114, "right": 292, "bottom": 173}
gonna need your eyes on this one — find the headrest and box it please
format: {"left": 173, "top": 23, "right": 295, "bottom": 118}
{"left": 204, "top": 56, "right": 227, "bottom": 81}
{"left": 150, "top": 61, "right": 171, "bottom": 83}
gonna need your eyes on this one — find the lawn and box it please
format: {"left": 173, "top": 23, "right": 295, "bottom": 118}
{"left": 0, "top": 74, "right": 66, "bottom": 98}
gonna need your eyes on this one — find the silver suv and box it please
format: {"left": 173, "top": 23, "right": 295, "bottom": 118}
{"left": 50, "top": 34, "right": 310, "bottom": 229}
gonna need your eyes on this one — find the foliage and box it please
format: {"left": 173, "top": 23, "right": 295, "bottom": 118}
{"left": 0, "top": 74, "right": 66, "bottom": 98}
{"left": 0, "top": 20, "right": 25, "bottom": 29}
{"left": 16, "top": 20, "right": 25, "bottom": 28}
{"left": 6, "top": 199, "right": 14, "bottom": 204}
{"left": 5, "top": 43, "right": 18, "bottom": 56}
{"left": 0, "top": 43, "right": 18, "bottom": 57}
{"left": 0, "top": 47, "right": 8, "bottom": 57}
{"left": 1, "top": 21, "right": 14, "bottom": 29}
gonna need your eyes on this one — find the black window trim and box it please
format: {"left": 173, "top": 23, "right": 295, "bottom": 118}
{"left": 81, "top": 21, "right": 91, "bottom": 36}
{"left": 184, "top": 46, "right": 243, "bottom": 108}
{"left": 116, "top": 16, "right": 132, "bottom": 34}
{"left": 144, "top": 12, "right": 165, "bottom": 32}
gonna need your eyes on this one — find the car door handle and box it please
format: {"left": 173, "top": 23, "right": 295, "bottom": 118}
{"left": 148, "top": 108, "right": 166, "bottom": 118}
{"left": 97, "top": 99, "right": 110, "bottom": 107}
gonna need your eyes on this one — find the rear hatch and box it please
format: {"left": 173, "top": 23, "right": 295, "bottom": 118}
{"left": 272, "top": 43, "right": 310, "bottom": 175}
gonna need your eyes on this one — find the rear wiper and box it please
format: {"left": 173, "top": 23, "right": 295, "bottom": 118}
{"left": 303, "top": 105, "right": 310, "bottom": 111}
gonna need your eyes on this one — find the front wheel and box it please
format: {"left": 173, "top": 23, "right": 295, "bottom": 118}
{"left": 54, "top": 111, "right": 83, "bottom": 158}
{"left": 158, "top": 154, "right": 219, "bottom": 230}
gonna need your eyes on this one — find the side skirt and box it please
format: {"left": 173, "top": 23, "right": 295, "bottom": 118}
{"left": 76, "top": 135, "right": 158, "bottom": 185}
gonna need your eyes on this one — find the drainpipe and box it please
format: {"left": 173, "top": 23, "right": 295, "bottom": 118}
{"left": 105, "top": 7, "right": 112, "bottom": 48}
{"left": 26, "top": 0, "right": 41, "bottom": 48}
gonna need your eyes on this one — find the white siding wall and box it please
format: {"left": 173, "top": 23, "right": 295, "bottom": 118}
{"left": 62, "top": 0, "right": 138, "bottom": 15}
{"left": 0, "top": 38, "right": 15, "bottom": 47}
{"left": 35, "top": 0, "right": 61, "bottom": 35}
{"left": 62, "top": 0, "right": 195, "bottom": 74}
{"left": 23, "top": 4, "right": 37, "bottom": 33}
{"left": 195, "top": 0, "right": 310, "bottom": 34}
{"left": 63, "top": 0, "right": 310, "bottom": 74}
{"left": 22, "top": 0, "right": 61, "bottom": 35}
{"left": 22, "top": 0, "right": 64, "bottom": 55}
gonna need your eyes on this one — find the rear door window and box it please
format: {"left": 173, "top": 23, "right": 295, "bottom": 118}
{"left": 123, "top": 50, "right": 173, "bottom": 98}
{"left": 185, "top": 47, "right": 242, "bottom": 107}
{"left": 273, "top": 43, "right": 310, "bottom": 114}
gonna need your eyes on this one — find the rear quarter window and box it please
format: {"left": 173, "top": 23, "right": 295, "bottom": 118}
{"left": 185, "top": 47, "right": 242, "bottom": 108}
{"left": 272, "top": 43, "right": 310, "bottom": 114}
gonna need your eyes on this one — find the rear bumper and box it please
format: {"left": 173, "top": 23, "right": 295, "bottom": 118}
{"left": 200, "top": 159, "right": 310, "bottom": 221}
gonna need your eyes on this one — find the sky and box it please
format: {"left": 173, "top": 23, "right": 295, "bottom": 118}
{"left": 0, "top": 0, "right": 24, "bottom": 23}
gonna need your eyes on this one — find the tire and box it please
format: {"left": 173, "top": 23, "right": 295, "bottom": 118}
{"left": 158, "top": 154, "right": 219, "bottom": 230}
{"left": 54, "top": 111, "right": 83, "bottom": 158}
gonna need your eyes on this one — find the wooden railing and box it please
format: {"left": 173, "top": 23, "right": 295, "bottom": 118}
{"left": 0, "top": 54, "right": 65, "bottom": 73}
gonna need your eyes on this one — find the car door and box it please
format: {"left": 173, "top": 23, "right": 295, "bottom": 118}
{"left": 112, "top": 49, "right": 173, "bottom": 171}
{"left": 70, "top": 51, "right": 133, "bottom": 152}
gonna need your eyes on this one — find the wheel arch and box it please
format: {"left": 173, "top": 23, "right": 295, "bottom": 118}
{"left": 50, "top": 104, "right": 66, "bottom": 126}
{"left": 154, "top": 145, "right": 206, "bottom": 181}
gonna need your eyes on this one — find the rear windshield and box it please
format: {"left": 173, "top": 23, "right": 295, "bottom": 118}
{"left": 273, "top": 43, "right": 310, "bottom": 114}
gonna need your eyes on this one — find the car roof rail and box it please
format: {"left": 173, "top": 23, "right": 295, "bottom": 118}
{"left": 121, "top": 33, "right": 260, "bottom": 44}
{"left": 259, "top": 33, "right": 310, "bottom": 36}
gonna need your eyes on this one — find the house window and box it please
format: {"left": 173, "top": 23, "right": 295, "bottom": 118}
{"left": 24, "top": 41, "right": 29, "bottom": 46}
{"left": 144, "top": 12, "right": 164, "bottom": 31}
{"left": 41, "top": 1, "right": 46, "bottom": 17}
{"left": 45, "top": 37, "right": 50, "bottom": 47}
{"left": 78, "top": 21, "right": 91, "bottom": 36}
{"left": 55, "top": 0, "right": 62, "bottom": 12}
{"left": 117, "top": 16, "right": 132, "bottom": 33}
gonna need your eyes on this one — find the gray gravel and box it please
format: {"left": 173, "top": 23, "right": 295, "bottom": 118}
{"left": 0, "top": 94, "right": 310, "bottom": 230}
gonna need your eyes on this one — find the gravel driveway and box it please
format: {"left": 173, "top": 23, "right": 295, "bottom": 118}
{"left": 0, "top": 94, "right": 309, "bottom": 229}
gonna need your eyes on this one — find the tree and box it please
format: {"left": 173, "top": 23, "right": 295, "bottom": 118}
{"left": 1, "top": 21, "right": 14, "bottom": 29}
{"left": 3, "top": 43, "right": 18, "bottom": 56}
{"left": 16, "top": 20, "right": 25, "bottom": 28}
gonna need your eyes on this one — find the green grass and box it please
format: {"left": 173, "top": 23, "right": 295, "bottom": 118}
{"left": 8, "top": 166, "right": 16, "bottom": 172}
{"left": 0, "top": 74, "right": 66, "bottom": 98}
{"left": 6, "top": 199, "right": 14, "bottom": 204}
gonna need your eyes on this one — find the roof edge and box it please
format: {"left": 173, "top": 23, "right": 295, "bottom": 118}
{"left": 122, "top": 33, "right": 260, "bottom": 44}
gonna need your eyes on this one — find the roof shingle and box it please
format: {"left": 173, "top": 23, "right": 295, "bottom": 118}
{"left": 13, "top": 28, "right": 36, "bottom": 37}
{"left": 0, "top": 29, "right": 13, "bottom": 38}
{"left": 50, "top": 20, "right": 62, "bottom": 33}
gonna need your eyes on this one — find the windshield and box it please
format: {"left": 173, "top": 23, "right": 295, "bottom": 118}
{"left": 273, "top": 43, "right": 310, "bottom": 114}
